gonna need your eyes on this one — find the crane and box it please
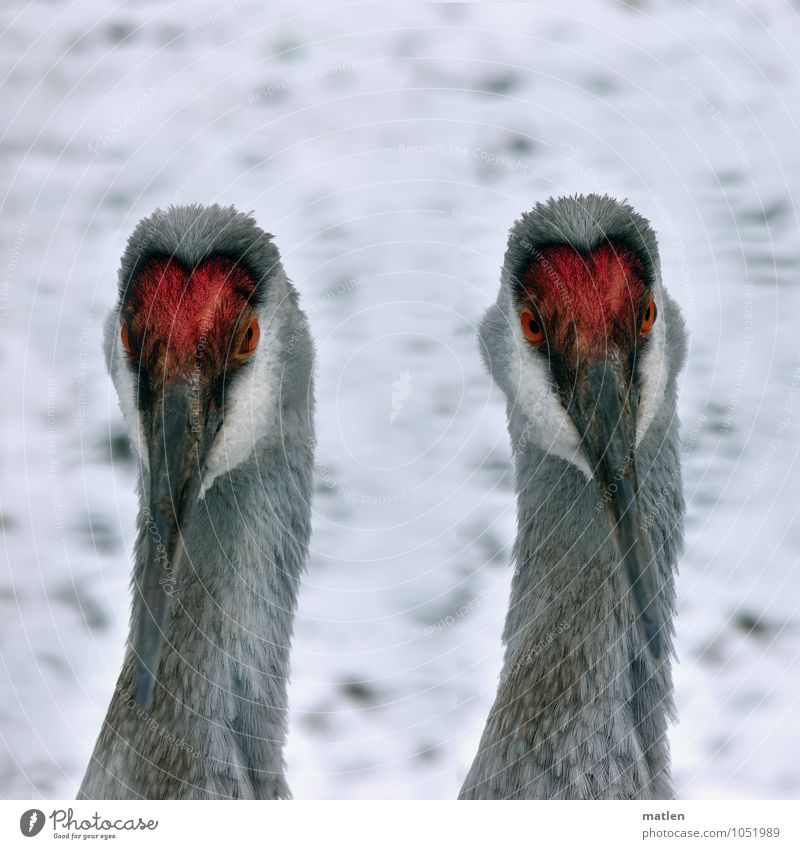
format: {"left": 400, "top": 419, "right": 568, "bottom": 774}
{"left": 79, "top": 204, "right": 315, "bottom": 799}
{"left": 460, "top": 194, "right": 686, "bottom": 799}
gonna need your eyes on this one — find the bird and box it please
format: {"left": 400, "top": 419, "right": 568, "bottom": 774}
{"left": 460, "top": 194, "right": 687, "bottom": 800}
{"left": 79, "top": 204, "right": 315, "bottom": 799}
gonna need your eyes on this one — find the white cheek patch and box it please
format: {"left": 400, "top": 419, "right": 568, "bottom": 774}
{"left": 109, "top": 329, "right": 149, "bottom": 469}
{"left": 635, "top": 291, "right": 668, "bottom": 446}
{"left": 507, "top": 321, "right": 592, "bottom": 479}
{"left": 200, "top": 309, "right": 281, "bottom": 498}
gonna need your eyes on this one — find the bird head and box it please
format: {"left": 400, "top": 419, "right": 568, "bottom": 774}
{"left": 481, "top": 195, "right": 677, "bottom": 657}
{"left": 105, "top": 204, "right": 310, "bottom": 707}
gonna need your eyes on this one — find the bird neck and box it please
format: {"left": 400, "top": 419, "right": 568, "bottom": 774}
{"left": 81, "top": 423, "right": 314, "bottom": 800}
{"left": 460, "top": 404, "right": 681, "bottom": 799}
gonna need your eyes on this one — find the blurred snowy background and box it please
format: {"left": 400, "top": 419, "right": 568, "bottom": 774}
{"left": 1, "top": 0, "right": 799, "bottom": 799}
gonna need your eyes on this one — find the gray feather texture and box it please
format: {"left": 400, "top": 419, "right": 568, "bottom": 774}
{"left": 460, "top": 195, "right": 687, "bottom": 800}
{"left": 117, "top": 203, "right": 282, "bottom": 305}
{"left": 79, "top": 205, "right": 314, "bottom": 799}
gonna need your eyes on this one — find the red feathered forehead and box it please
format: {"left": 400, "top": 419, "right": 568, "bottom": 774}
{"left": 521, "top": 241, "right": 648, "bottom": 354}
{"left": 123, "top": 253, "right": 257, "bottom": 378}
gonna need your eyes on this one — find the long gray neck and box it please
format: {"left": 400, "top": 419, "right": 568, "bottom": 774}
{"left": 460, "top": 396, "right": 683, "bottom": 800}
{"left": 80, "top": 394, "right": 313, "bottom": 800}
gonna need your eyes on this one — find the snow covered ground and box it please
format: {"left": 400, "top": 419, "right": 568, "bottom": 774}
{"left": 1, "top": 0, "right": 799, "bottom": 799}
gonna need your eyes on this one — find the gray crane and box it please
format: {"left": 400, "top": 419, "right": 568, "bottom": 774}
{"left": 460, "top": 195, "right": 686, "bottom": 800}
{"left": 79, "top": 205, "right": 315, "bottom": 799}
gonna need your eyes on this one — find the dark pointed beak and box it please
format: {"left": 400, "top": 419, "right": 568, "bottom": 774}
{"left": 565, "top": 358, "right": 662, "bottom": 659}
{"left": 133, "top": 381, "right": 220, "bottom": 708}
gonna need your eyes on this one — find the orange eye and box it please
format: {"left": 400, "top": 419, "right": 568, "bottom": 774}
{"left": 640, "top": 295, "right": 657, "bottom": 335}
{"left": 235, "top": 317, "right": 260, "bottom": 359}
{"left": 520, "top": 308, "right": 545, "bottom": 345}
{"left": 120, "top": 321, "right": 132, "bottom": 355}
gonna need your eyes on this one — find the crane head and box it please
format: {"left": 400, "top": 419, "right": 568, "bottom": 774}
{"left": 482, "top": 195, "right": 679, "bottom": 658}
{"left": 106, "top": 205, "right": 303, "bottom": 708}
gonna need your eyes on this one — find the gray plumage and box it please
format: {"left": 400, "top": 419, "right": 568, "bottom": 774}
{"left": 460, "top": 195, "right": 686, "bottom": 799}
{"left": 79, "top": 205, "right": 314, "bottom": 799}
